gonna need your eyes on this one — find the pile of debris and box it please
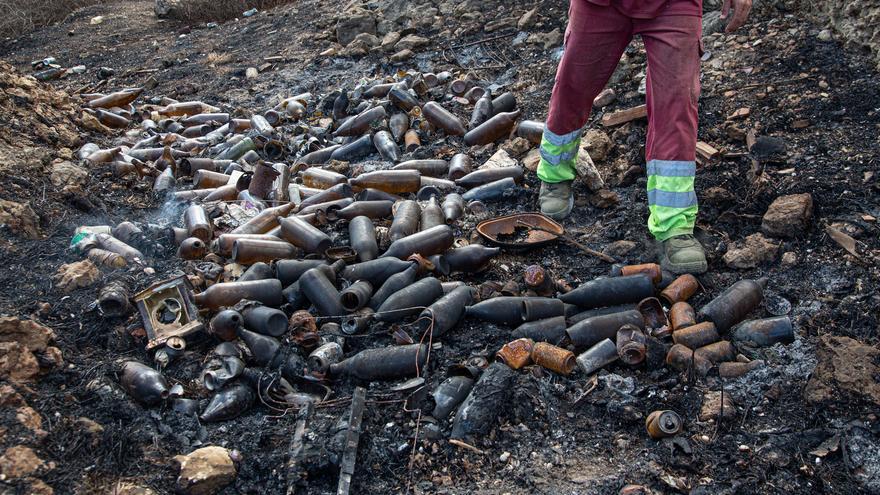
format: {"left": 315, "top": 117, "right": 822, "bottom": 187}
{"left": 68, "top": 68, "right": 799, "bottom": 493}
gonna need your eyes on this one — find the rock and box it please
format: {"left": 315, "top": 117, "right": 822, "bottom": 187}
{"left": 16, "top": 406, "right": 44, "bottom": 436}
{"left": 351, "top": 32, "right": 379, "bottom": 47}
{"left": 817, "top": 29, "right": 833, "bottom": 41}
{"left": 702, "top": 186, "right": 735, "bottom": 204}
{"left": 590, "top": 189, "right": 619, "bottom": 209}
{"left": 245, "top": 67, "right": 258, "bottom": 79}
{"left": 51, "top": 160, "right": 88, "bottom": 189}
{"left": 517, "top": 7, "right": 538, "bottom": 30}
{"left": 722, "top": 233, "right": 780, "bottom": 269}
{"left": 583, "top": 129, "right": 612, "bottom": 162}
{"left": 761, "top": 193, "right": 814, "bottom": 238}
{"left": 480, "top": 149, "right": 517, "bottom": 169}
{"left": 593, "top": 88, "right": 616, "bottom": 108}
{"left": 699, "top": 391, "right": 736, "bottom": 421}
{"left": 336, "top": 9, "right": 376, "bottom": 46}
{"left": 805, "top": 335, "right": 880, "bottom": 406}
{"left": 0, "top": 317, "right": 55, "bottom": 353}
{"left": 501, "top": 137, "right": 531, "bottom": 157}
{"left": 0, "top": 199, "right": 40, "bottom": 239}
{"left": 394, "top": 34, "right": 429, "bottom": 52}
{"left": 575, "top": 149, "right": 605, "bottom": 191}
{"left": 390, "top": 49, "right": 414, "bottom": 62}
{"left": 54, "top": 260, "right": 101, "bottom": 293}
{"left": 781, "top": 251, "right": 797, "bottom": 266}
{"left": 174, "top": 446, "right": 237, "bottom": 495}
{"left": 380, "top": 31, "right": 401, "bottom": 51}
{"left": 750, "top": 136, "right": 787, "bottom": 161}
{"left": 112, "top": 481, "right": 158, "bottom": 495}
{"left": 522, "top": 148, "right": 541, "bottom": 172}
{"left": 0, "top": 342, "right": 41, "bottom": 382}
{"left": 27, "top": 479, "right": 53, "bottom": 495}
{"left": 75, "top": 417, "right": 104, "bottom": 447}
{"left": 527, "top": 28, "right": 562, "bottom": 49}
{"left": 484, "top": 17, "right": 515, "bottom": 32}
{"left": 0, "top": 446, "right": 47, "bottom": 479}
{"left": 603, "top": 240, "right": 637, "bottom": 258}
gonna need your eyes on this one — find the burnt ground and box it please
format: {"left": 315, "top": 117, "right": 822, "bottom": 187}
{"left": 0, "top": 0, "right": 879, "bottom": 493}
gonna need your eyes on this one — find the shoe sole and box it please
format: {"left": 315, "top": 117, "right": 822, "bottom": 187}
{"left": 541, "top": 196, "right": 574, "bottom": 221}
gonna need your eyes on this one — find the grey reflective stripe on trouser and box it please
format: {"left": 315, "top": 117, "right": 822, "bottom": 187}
{"left": 646, "top": 159, "right": 696, "bottom": 177}
{"left": 647, "top": 189, "right": 698, "bottom": 208}
{"left": 539, "top": 147, "right": 578, "bottom": 166}
{"left": 541, "top": 127, "right": 582, "bottom": 147}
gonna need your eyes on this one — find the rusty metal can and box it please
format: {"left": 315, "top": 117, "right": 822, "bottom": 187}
{"left": 620, "top": 263, "right": 662, "bottom": 284}
{"left": 693, "top": 340, "right": 736, "bottom": 364}
{"left": 531, "top": 342, "right": 576, "bottom": 375}
{"left": 645, "top": 410, "right": 682, "bottom": 439}
{"left": 672, "top": 321, "right": 720, "bottom": 350}
{"left": 496, "top": 338, "right": 534, "bottom": 370}
{"left": 659, "top": 274, "right": 700, "bottom": 304}
{"left": 669, "top": 301, "right": 697, "bottom": 330}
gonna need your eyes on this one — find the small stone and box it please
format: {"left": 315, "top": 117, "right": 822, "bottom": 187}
{"left": 781, "top": 251, "right": 797, "bottom": 266}
{"left": 320, "top": 47, "right": 338, "bottom": 57}
{"left": 174, "top": 446, "right": 237, "bottom": 495}
{"left": 727, "top": 107, "right": 751, "bottom": 120}
{"left": 603, "top": 240, "right": 637, "bottom": 258}
{"left": 699, "top": 391, "right": 736, "bottom": 421}
{"left": 522, "top": 148, "right": 541, "bottom": 172}
{"left": 480, "top": 149, "right": 517, "bottom": 169}
{"left": 51, "top": 160, "right": 88, "bottom": 189}
{"left": 499, "top": 451, "right": 511, "bottom": 462}
{"left": 501, "top": 137, "right": 531, "bottom": 157}
{"left": 54, "top": 260, "right": 101, "bottom": 293}
{"left": 723, "top": 233, "right": 780, "bottom": 269}
{"left": 0, "top": 199, "right": 40, "bottom": 239}
{"left": 517, "top": 7, "right": 538, "bottom": 30}
{"left": 380, "top": 32, "right": 401, "bottom": 51}
{"left": 28, "top": 479, "right": 53, "bottom": 495}
{"left": 583, "top": 129, "right": 612, "bottom": 162}
{"left": 593, "top": 88, "right": 616, "bottom": 108}
{"left": 75, "top": 417, "right": 104, "bottom": 447}
{"left": 112, "top": 481, "right": 157, "bottom": 495}
{"left": 351, "top": 32, "right": 379, "bottom": 48}
{"left": 589, "top": 189, "right": 619, "bottom": 209}
{"left": 761, "top": 193, "right": 813, "bottom": 238}
{"left": 394, "top": 34, "right": 429, "bottom": 52}
{"left": 0, "top": 446, "right": 47, "bottom": 479}
{"left": 817, "top": 29, "right": 833, "bottom": 42}
{"left": 89, "top": 16, "right": 104, "bottom": 25}
{"left": 526, "top": 28, "right": 562, "bottom": 49}
{"left": 702, "top": 186, "right": 734, "bottom": 204}
{"left": 0, "top": 343, "right": 40, "bottom": 382}
{"left": 750, "top": 136, "right": 787, "bottom": 160}
{"left": 575, "top": 149, "right": 605, "bottom": 191}
{"left": 390, "top": 49, "right": 414, "bottom": 62}
{"left": 16, "top": 406, "right": 44, "bottom": 435}
{"left": 245, "top": 67, "right": 258, "bottom": 79}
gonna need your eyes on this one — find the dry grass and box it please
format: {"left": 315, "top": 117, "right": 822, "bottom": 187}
{"left": 168, "top": 0, "right": 296, "bottom": 23}
{"left": 0, "top": 0, "right": 101, "bottom": 39}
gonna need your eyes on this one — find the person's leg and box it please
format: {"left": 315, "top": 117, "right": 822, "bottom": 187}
{"left": 637, "top": 14, "right": 706, "bottom": 273}
{"left": 537, "top": 1, "right": 632, "bottom": 219}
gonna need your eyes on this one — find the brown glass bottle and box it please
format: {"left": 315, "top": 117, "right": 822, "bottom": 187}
{"left": 349, "top": 170, "right": 421, "bottom": 194}
{"left": 193, "top": 279, "right": 284, "bottom": 309}
{"left": 463, "top": 110, "right": 521, "bottom": 146}
{"left": 229, "top": 202, "right": 296, "bottom": 235}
